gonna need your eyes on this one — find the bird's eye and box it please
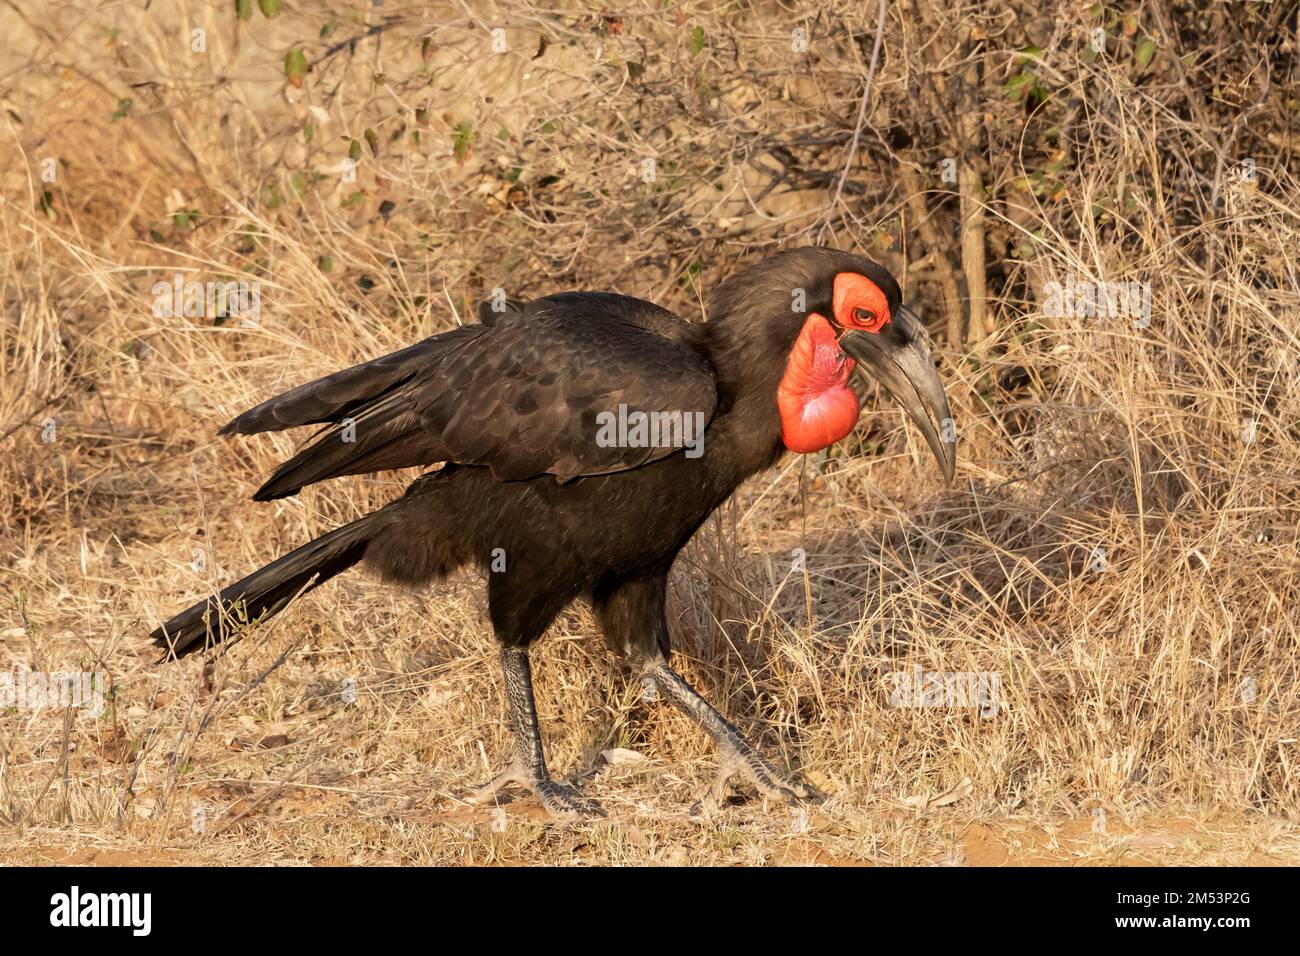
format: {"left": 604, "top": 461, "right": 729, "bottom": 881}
{"left": 854, "top": 307, "right": 877, "bottom": 327}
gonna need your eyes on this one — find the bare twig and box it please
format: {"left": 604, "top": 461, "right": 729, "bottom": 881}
{"left": 814, "top": 0, "right": 887, "bottom": 244}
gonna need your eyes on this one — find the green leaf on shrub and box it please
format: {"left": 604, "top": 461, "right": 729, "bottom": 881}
{"left": 689, "top": 26, "right": 706, "bottom": 56}
{"left": 285, "top": 48, "right": 308, "bottom": 87}
{"left": 1135, "top": 37, "right": 1157, "bottom": 69}
{"left": 452, "top": 122, "right": 475, "bottom": 163}
{"left": 1003, "top": 71, "right": 1035, "bottom": 98}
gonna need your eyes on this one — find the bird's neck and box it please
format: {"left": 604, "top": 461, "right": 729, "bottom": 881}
{"left": 699, "top": 324, "right": 790, "bottom": 487}
{"left": 694, "top": 252, "right": 858, "bottom": 489}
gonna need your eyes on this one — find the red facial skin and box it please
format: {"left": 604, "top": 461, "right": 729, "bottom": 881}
{"left": 777, "top": 272, "right": 892, "bottom": 453}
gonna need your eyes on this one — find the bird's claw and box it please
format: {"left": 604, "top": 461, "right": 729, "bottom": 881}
{"left": 690, "top": 747, "right": 822, "bottom": 817}
{"left": 466, "top": 762, "right": 604, "bottom": 820}
{"left": 537, "top": 780, "right": 606, "bottom": 819}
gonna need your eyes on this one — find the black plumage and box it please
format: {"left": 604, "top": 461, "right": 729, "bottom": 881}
{"left": 152, "top": 246, "right": 954, "bottom": 817}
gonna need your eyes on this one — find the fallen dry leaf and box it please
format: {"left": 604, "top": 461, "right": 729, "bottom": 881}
{"left": 902, "top": 776, "right": 974, "bottom": 812}
{"left": 601, "top": 747, "right": 646, "bottom": 766}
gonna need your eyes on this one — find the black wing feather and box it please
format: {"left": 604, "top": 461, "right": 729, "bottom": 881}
{"left": 229, "top": 294, "right": 717, "bottom": 498}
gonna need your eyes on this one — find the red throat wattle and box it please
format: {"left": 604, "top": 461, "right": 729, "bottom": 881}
{"left": 777, "top": 312, "right": 860, "bottom": 453}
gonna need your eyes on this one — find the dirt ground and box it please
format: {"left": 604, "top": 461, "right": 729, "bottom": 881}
{"left": 1, "top": 1, "right": 1297, "bottom": 865}
{"left": 7, "top": 815, "right": 1299, "bottom": 867}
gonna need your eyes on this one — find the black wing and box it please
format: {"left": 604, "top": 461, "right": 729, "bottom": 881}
{"left": 223, "top": 293, "right": 718, "bottom": 498}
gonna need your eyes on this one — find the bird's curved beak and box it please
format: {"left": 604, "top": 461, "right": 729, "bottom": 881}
{"left": 839, "top": 304, "right": 956, "bottom": 482}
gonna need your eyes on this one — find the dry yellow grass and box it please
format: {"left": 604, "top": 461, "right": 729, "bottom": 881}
{"left": 0, "top": 1, "right": 1297, "bottom": 865}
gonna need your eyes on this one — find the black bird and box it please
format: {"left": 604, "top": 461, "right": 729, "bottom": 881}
{"left": 152, "top": 246, "right": 955, "bottom": 817}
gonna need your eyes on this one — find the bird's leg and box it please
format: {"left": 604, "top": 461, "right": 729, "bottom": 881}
{"left": 639, "top": 655, "right": 820, "bottom": 815}
{"left": 467, "top": 645, "right": 604, "bottom": 819}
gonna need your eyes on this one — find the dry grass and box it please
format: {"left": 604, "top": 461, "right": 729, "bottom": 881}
{"left": 0, "top": 0, "right": 1297, "bottom": 865}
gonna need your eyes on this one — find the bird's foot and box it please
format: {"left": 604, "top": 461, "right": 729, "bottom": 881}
{"left": 535, "top": 779, "right": 605, "bottom": 819}
{"left": 691, "top": 742, "right": 822, "bottom": 817}
{"left": 467, "top": 761, "right": 604, "bottom": 820}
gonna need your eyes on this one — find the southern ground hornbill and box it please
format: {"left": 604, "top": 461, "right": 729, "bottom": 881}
{"left": 152, "top": 246, "right": 955, "bottom": 818}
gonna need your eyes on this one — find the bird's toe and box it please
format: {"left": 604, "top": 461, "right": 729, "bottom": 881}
{"left": 537, "top": 781, "right": 605, "bottom": 820}
{"left": 692, "top": 748, "right": 817, "bottom": 814}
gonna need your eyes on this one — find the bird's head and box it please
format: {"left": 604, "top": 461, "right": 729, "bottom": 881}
{"left": 708, "top": 246, "right": 955, "bottom": 481}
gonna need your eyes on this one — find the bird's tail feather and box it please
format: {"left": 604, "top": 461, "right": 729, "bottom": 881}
{"left": 151, "top": 511, "right": 386, "bottom": 660}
